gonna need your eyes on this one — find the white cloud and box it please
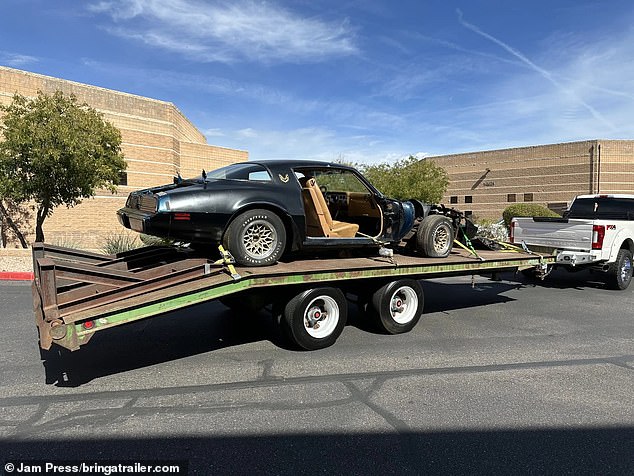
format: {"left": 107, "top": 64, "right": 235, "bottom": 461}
{"left": 420, "top": 10, "right": 634, "bottom": 154}
{"left": 457, "top": 9, "right": 616, "bottom": 132}
{"left": 203, "top": 128, "right": 225, "bottom": 137}
{"left": 207, "top": 126, "right": 417, "bottom": 165}
{"left": 88, "top": 0, "right": 358, "bottom": 63}
{"left": 0, "top": 51, "right": 38, "bottom": 67}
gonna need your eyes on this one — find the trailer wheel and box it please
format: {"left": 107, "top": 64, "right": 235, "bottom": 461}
{"left": 223, "top": 209, "right": 286, "bottom": 266}
{"left": 605, "top": 249, "right": 633, "bottom": 290}
{"left": 416, "top": 215, "right": 454, "bottom": 258}
{"left": 369, "top": 279, "right": 424, "bottom": 334}
{"left": 280, "top": 287, "right": 347, "bottom": 350}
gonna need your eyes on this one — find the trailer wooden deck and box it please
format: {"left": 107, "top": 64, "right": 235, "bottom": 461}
{"left": 31, "top": 242, "right": 554, "bottom": 352}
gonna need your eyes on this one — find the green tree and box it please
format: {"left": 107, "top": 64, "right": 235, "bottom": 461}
{"left": 361, "top": 155, "right": 449, "bottom": 203}
{"left": 502, "top": 203, "right": 560, "bottom": 229}
{"left": 0, "top": 91, "right": 126, "bottom": 243}
{"left": 0, "top": 199, "right": 31, "bottom": 248}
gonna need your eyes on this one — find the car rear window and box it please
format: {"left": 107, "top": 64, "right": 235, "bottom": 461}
{"left": 207, "top": 163, "right": 272, "bottom": 182}
{"left": 567, "top": 197, "right": 634, "bottom": 220}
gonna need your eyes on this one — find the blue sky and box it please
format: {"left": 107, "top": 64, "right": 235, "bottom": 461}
{"left": 2, "top": 0, "right": 634, "bottom": 163}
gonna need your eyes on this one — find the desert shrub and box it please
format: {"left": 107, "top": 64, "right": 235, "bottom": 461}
{"left": 475, "top": 219, "right": 509, "bottom": 242}
{"left": 502, "top": 204, "right": 560, "bottom": 229}
{"left": 51, "top": 235, "right": 83, "bottom": 249}
{"left": 101, "top": 232, "right": 140, "bottom": 255}
{"left": 139, "top": 234, "right": 174, "bottom": 246}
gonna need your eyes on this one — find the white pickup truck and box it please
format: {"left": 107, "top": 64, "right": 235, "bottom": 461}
{"left": 510, "top": 194, "right": 634, "bottom": 290}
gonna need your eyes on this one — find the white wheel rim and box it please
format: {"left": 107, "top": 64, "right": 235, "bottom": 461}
{"left": 389, "top": 286, "right": 418, "bottom": 324}
{"left": 304, "top": 295, "right": 339, "bottom": 339}
{"left": 241, "top": 219, "right": 277, "bottom": 260}
{"left": 433, "top": 225, "right": 449, "bottom": 253}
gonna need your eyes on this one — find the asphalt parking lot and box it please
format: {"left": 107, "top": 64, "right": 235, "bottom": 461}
{"left": 1, "top": 269, "right": 633, "bottom": 474}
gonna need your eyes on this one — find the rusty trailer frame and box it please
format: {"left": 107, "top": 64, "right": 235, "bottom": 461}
{"left": 31, "top": 242, "right": 554, "bottom": 352}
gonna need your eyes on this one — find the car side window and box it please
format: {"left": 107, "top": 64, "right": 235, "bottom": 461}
{"left": 248, "top": 170, "right": 272, "bottom": 181}
{"left": 314, "top": 170, "right": 368, "bottom": 193}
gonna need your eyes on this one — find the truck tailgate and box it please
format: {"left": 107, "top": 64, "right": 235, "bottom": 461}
{"left": 512, "top": 218, "right": 593, "bottom": 251}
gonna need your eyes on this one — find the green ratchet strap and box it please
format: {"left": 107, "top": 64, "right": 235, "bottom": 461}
{"left": 215, "top": 245, "right": 241, "bottom": 280}
{"left": 455, "top": 225, "right": 484, "bottom": 261}
{"left": 496, "top": 241, "right": 533, "bottom": 254}
{"left": 488, "top": 240, "right": 547, "bottom": 268}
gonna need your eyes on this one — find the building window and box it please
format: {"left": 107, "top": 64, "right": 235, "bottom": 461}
{"left": 524, "top": 193, "right": 534, "bottom": 202}
{"left": 507, "top": 193, "right": 516, "bottom": 202}
{"left": 465, "top": 196, "right": 473, "bottom": 204}
{"left": 450, "top": 196, "right": 458, "bottom": 204}
{"left": 118, "top": 172, "right": 128, "bottom": 186}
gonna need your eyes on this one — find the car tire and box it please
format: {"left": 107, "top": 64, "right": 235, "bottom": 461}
{"left": 223, "top": 209, "right": 286, "bottom": 266}
{"left": 368, "top": 279, "right": 424, "bottom": 334}
{"left": 280, "top": 287, "right": 347, "bottom": 350}
{"left": 605, "top": 248, "right": 633, "bottom": 290}
{"left": 416, "top": 215, "right": 454, "bottom": 258}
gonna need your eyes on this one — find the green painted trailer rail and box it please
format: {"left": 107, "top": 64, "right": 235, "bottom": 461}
{"left": 31, "top": 242, "right": 554, "bottom": 352}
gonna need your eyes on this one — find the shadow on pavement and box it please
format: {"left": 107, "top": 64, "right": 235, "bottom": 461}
{"left": 41, "top": 267, "right": 613, "bottom": 387}
{"left": 421, "top": 277, "right": 520, "bottom": 314}
{"left": 2, "top": 427, "right": 633, "bottom": 474}
{"left": 516, "top": 266, "right": 613, "bottom": 290}
{"left": 42, "top": 301, "right": 280, "bottom": 387}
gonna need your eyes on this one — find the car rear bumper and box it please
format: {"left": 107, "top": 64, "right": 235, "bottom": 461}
{"left": 117, "top": 207, "right": 228, "bottom": 243}
{"left": 117, "top": 207, "right": 173, "bottom": 237}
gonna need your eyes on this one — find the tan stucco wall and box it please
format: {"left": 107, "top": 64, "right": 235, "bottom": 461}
{"left": 0, "top": 66, "right": 248, "bottom": 248}
{"left": 430, "top": 140, "right": 634, "bottom": 219}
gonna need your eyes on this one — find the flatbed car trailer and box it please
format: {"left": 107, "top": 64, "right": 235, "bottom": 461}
{"left": 31, "top": 242, "right": 554, "bottom": 352}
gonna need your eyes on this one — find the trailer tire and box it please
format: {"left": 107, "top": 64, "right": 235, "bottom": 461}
{"left": 416, "top": 215, "right": 454, "bottom": 258}
{"left": 223, "top": 209, "right": 286, "bottom": 266}
{"left": 605, "top": 249, "right": 633, "bottom": 290}
{"left": 369, "top": 279, "right": 424, "bottom": 334}
{"left": 280, "top": 287, "right": 347, "bottom": 350}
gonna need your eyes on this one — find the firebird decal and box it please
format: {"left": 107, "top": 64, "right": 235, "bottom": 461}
{"left": 279, "top": 174, "right": 290, "bottom": 183}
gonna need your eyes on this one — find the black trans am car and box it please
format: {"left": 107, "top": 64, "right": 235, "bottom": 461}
{"left": 117, "top": 160, "right": 468, "bottom": 266}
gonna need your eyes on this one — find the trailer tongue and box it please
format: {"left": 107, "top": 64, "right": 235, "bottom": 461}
{"left": 31, "top": 242, "right": 553, "bottom": 352}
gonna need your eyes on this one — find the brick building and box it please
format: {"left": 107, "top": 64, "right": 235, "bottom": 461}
{"left": 3, "top": 67, "right": 633, "bottom": 246}
{"left": 430, "top": 139, "right": 634, "bottom": 219}
{"left": 0, "top": 66, "right": 247, "bottom": 248}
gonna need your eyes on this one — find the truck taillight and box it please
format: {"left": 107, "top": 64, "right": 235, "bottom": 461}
{"left": 592, "top": 225, "right": 605, "bottom": 250}
{"left": 510, "top": 221, "right": 515, "bottom": 243}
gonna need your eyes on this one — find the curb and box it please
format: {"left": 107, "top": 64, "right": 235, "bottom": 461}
{"left": 0, "top": 272, "right": 34, "bottom": 281}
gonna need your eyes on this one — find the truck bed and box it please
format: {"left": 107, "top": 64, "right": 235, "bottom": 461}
{"left": 512, "top": 217, "right": 593, "bottom": 251}
{"left": 31, "top": 243, "right": 554, "bottom": 352}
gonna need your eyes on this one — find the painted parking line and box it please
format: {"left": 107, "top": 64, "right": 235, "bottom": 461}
{"left": 0, "top": 272, "right": 34, "bottom": 281}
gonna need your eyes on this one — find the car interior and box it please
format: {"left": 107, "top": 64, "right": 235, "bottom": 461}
{"left": 296, "top": 170, "right": 383, "bottom": 239}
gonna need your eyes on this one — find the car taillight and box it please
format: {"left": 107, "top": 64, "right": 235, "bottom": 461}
{"left": 510, "top": 221, "right": 515, "bottom": 243}
{"left": 592, "top": 225, "right": 605, "bottom": 250}
{"left": 174, "top": 213, "right": 191, "bottom": 221}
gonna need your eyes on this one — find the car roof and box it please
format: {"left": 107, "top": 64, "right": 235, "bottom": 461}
{"left": 246, "top": 159, "right": 355, "bottom": 170}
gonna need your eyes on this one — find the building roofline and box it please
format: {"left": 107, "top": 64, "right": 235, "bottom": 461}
{"left": 427, "top": 139, "right": 634, "bottom": 159}
{"left": 1, "top": 66, "right": 175, "bottom": 107}
{"left": 0, "top": 66, "right": 216, "bottom": 146}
